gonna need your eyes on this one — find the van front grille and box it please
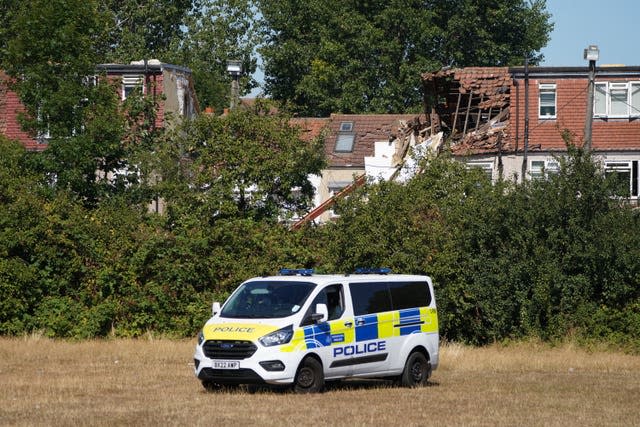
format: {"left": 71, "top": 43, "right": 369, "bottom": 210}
{"left": 202, "top": 340, "right": 257, "bottom": 360}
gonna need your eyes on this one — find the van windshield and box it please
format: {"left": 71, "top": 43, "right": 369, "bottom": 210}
{"left": 220, "top": 281, "right": 316, "bottom": 319}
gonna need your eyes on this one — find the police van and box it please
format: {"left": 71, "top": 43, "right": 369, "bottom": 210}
{"left": 193, "top": 268, "right": 438, "bottom": 393}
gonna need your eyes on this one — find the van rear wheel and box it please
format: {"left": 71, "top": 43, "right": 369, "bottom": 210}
{"left": 400, "top": 351, "right": 430, "bottom": 388}
{"left": 293, "top": 357, "right": 324, "bottom": 393}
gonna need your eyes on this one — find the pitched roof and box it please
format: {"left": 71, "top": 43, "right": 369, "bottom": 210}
{"left": 324, "top": 114, "right": 424, "bottom": 167}
{"left": 289, "top": 117, "right": 329, "bottom": 142}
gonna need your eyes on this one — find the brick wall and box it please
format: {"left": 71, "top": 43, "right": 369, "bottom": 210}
{"left": 1, "top": 69, "right": 169, "bottom": 151}
{"left": 511, "top": 76, "right": 640, "bottom": 152}
{"left": 0, "top": 79, "right": 44, "bottom": 150}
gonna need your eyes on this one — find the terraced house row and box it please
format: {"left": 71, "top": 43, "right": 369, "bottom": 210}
{"left": 3, "top": 61, "right": 640, "bottom": 224}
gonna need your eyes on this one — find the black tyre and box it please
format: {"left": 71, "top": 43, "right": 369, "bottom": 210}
{"left": 400, "top": 351, "right": 431, "bottom": 388}
{"left": 293, "top": 357, "right": 324, "bottom": 393}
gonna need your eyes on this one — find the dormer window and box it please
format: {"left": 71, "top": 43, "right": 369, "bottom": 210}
{"left": 122, "top": 75, "right": 144, "bottom": 100}
{"left": 335, "top": 122, "right": 355, "bottom": 152}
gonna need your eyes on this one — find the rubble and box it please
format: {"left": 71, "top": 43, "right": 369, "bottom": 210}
{"left": 420, "top": 67, "right": 512, "bottom": 154}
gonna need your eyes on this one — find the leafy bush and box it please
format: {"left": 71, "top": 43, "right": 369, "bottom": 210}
{"left": 312, "top": 147, "right": 640, "bottom": 345}
{"left": 2, "top": 131, "right": 640, "bottom": 346}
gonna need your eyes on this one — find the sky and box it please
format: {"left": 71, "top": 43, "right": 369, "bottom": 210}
{"left": 540, "top": 0, "right": 639, "bottom": 66}
{"left": 250, "top": 1, "right": 640, "bottom": 95}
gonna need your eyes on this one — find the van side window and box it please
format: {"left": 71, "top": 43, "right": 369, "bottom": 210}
{"left": 388, "top": 282, "right": 431, "bottom": 310}
{"left": 301, "top": 284, "right": 345, "bottom": 326}
{"left": 350, "top": 282, "right": 392, "bottom": 315}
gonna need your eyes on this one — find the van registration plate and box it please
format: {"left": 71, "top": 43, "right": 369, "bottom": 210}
{"left": 213, "top": 360, "right": 239, "bottom": 369}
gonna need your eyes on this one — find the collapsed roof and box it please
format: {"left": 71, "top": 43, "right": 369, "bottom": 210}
{"left": 420, "top": 67, "right": 512, "bottom": 155}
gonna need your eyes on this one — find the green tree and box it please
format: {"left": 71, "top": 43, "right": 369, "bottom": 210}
{"left": 258, "top": 0, "right": 552, "bottom": 116}
{"left": 168, "top": 0, "right": 260, "bottom": 112}
{"left": 102, "top": 0, "right": 261, "bottom": 113}
{"left": 1, "top": 0, "right": 163, "bottom": 206}
{"left": 310, "top": 147, "right": 640, "bottom": 346}
{"left": 155, "top": 101, "right": 326, "bottom": 223}
{"left": 1, "top": 0, "right": 110, "bottom": 138}
{"left": 102, "top": 0, "right": 199, "bottom": 62}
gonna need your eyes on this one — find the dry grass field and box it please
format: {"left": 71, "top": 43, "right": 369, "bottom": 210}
{"left": 1, "top": 335, "right": 639, "bottom": 427}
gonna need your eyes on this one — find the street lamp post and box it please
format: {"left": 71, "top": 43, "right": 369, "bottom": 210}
{"left": 226, "top": 60, "right": 242, "bottom": 110}
{"left": 583, "top": 45, "right": 599, "bottom": 151}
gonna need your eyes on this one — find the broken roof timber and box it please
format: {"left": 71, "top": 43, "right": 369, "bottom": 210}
{"left": 421, "top": 67, "right": 512, "bottom": 155}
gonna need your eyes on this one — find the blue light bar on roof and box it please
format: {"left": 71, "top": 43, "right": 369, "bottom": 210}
{"left": 279, "top": 268, "right": 314, "bottom": 276}
{"left": 354, "top": 267, "right": 391, "bottom": 275}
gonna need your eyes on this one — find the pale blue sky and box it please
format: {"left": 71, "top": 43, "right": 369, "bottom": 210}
{"left": 541, "top": 0, "right": 640, "bottom": 66}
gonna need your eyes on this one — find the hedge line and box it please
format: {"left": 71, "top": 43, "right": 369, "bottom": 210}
{"left": 2, "top": 138, "right": 639, "bottom": 350}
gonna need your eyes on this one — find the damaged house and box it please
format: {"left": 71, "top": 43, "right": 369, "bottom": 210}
{"left": 291, "top": 113, "right": 423, "bottom": 228}
{"left": 418, "top": 65, "right": 640, "bottom": 194}
{"left": 295, "top": 63, "right": 640, "bottom": 227}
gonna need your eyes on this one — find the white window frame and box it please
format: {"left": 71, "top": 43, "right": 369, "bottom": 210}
{"left": 122, "top": 75, "right": 144, "bottom": 100}
{"left": 594, "top": 82, "right": 608, "bottom": 117}
{"left": 530, "top": 159, "right": 559, "bottom": 180}
{"left": 592, "top": 81, "right": 640, "bottom": 118}
{"left": 466, "top": 161, "right": 494, "bottom": 181}
{"left": 538, "top": 83, "right": 557, "bottom": 119}
{"left": 609, "top": 83, "right": 629, "bottom": 118}
{"left": 631, "top": 82, "right": 640, "bottom": 117}
{"left": 604, "top": 160, "right": 634, "bottom": 197}
{"left": 339, "top": 122, "right": 353, "bottom": 132}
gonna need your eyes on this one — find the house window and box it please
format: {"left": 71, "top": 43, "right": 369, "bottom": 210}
{"left": 605, "top": 161, "right": 638, "bottom": 197}
{"left": 335, "top": 123, "right": 355, "bottom": 152}
{"left": 632, "top": 83, "right": 640, "bottom": 116}
{"left": 36, "top": 107, "right": 51, "bottom": 143}
{"left": 466, "top": 162, "right": 493, "bottom": 181}
{"left": 327, "top": 184, "right": 349, "bottom": 217}
{"left": 610, "top": 83, "right": 628, "bottom": 117}
{"left": 538, "top": 84, "right": 556, "bottom": 118}
{"left": 530, "top": 159, "right": 560, "bottom": 180}
{"left": 339, "top": 121, "right": 353, "bottom": 132}
{"left": 122, "top": 75, "right": 144, "bottom": 100}
{"left": 594, "top": 82, "right": 608, "bottom": 117}
{"left": 531, "top": 160, "right": 545, "bottom": 179}
{"left": 593, "top": 82, "right": 640, "bottom": 117}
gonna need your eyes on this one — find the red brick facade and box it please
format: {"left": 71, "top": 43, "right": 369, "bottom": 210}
{"left": 0, "top": 73, "right": 45, "bottom": 151}
{"left": 510, "top": 67, "right": 640, "bottom": 153}
{"left": 1, "top": 62, "right": 196, "bottom": 151}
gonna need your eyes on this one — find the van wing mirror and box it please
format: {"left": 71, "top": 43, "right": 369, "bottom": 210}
{"left": 212, "top": 301, "right": 221, "bottom": 316}
{"left": 311, "top": 303, "right": 328, "bottom": 323}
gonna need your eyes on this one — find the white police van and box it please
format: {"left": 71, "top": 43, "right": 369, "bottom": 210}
{"left": 193, "top": 268, "right": 438, "bottom": 393}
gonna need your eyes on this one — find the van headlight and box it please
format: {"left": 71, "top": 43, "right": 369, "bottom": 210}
{"left": 259, "top": 325, "right": 293, "bottom": 347}
{"left": 198, "top": 330, "right": 204, "bottom": 345}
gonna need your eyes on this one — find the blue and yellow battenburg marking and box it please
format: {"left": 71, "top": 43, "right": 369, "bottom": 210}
{"left": 281, "top": 307, "right": 437, "bottom": 353}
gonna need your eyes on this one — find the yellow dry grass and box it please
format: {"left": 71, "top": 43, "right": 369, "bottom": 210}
{"left": 1, "top": 336, "right": 639, "bottom": 426}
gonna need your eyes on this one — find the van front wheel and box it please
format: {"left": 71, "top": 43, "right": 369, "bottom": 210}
{"left": 293, "top": 357, "right": 324, "bottom": 393}
{"left": 400, "top": 351, "right": 430, "bottom": 387}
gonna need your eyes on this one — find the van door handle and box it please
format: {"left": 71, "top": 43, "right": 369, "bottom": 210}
{"left": 344, "top": 321, "right": 353, "bottom": 328}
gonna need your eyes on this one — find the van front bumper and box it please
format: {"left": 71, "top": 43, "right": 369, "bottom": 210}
{"left": 194, "top": 343, "right": 301, "bottom": 385}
